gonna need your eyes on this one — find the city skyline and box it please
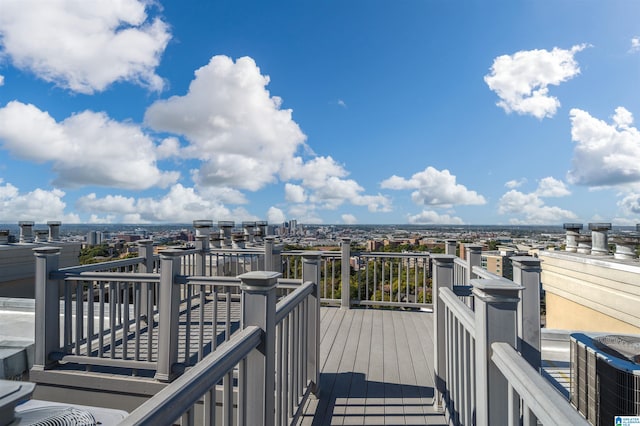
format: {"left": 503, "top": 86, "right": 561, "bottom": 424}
{"left": 0, "top": 1, "right": 639, "bottom": 225}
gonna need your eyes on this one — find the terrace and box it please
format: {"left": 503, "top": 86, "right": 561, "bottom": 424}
{"left": 1, "top": 221, "right": 605, "bottom": 425}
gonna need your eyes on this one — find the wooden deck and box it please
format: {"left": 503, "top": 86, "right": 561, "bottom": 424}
{"left": 299, "top": 307, "right": 447, "bottom": 425}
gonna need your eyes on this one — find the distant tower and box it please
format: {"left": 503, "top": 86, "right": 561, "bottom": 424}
{"left": 87, "top": 230, "right": 103, "bottom": 246}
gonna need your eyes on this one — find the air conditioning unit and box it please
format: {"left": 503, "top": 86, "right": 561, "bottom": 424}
{"left": 15, "top": 400, "right": 128, "bottom": 426}
{"left": 570, "top": 333, "right": 640, "bottom": 426}
{"left": 0, "top": 378, "right": 127, "bottom": 426}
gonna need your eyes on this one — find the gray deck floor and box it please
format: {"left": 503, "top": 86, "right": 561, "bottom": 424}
{"left": 298, "top": 307, "right": 447, "bottom": 425}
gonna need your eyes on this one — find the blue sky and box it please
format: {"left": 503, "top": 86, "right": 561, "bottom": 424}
{"left": 0, "top": 1, "right": 639, "bottom": 225}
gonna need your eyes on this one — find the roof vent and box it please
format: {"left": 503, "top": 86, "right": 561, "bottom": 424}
{"left": 588, "top": 222, "right": 611, "bottom": 256}
{"left": 563, "top": 223, "right": 583, "bottom": 252}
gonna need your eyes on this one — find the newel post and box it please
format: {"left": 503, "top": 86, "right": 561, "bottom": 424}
{"left": 302, "top": 252, "right": 322, "bottom": 394}
{"left": 137, "top": 239, "right": 156, "bottom": 312}
{"left": 465, "top": 244, "right": 483, "bottom": 283}
{"left": 431, "top": 254, "right": 455, "bottom": 410}
{"left": 240, "top": 271, "right": 280, "bottom": 426}
{"left": 155, "top": 249, "right": 183, "bottom": 382}
{"left": 445, "top": 239, "right": 457, "bottom": 256}
{"left": 473, "top": 279, "right": 522, "bottom": 426}
{"left": 511, "top": 256, "right": 542, "bottom": 371}
{"left": 340, "top": 238, "right": 351, "bottom": 309}
{"left": 32, "top": 247, "right": 62, "bottom": 371}
{"left": 137, "top": 240, "right": 155, "bottom": 273}
{"left": 193, "top": 220, "right": 212, "bottom": 276}
{"left": 264, "top": 236, "right": 276, "bottom": 272}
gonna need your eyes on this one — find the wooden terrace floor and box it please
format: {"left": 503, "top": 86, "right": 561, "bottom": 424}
{"left": 299, "top": 307, "right": 447, "bottom": 425}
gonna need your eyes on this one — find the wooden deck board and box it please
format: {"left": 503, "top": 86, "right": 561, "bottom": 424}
{"left": 298, "top": 307, "right": 446, "bottom": 426}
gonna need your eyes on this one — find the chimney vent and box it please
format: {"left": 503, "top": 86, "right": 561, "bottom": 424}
{"left": 563, "top": 223, "right": 583, "bottom": 253}
{"left": 47, "top": 221, "right": 61, "bottom": 242}
{"left": 589, "top": 223, "right": 612, "bottom": 256}
{"left": 18, "top": 221, "right": 34, "bottom": 243}
{"left": 193, "top": 220, "right": 213, "bottom": 237}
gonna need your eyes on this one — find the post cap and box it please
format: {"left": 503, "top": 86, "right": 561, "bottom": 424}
{"left": 430, "top": 254, "right": 456, "bottom": 264}
{"left": 239, "top": 271, "right": 282, "bottom": 290}
{"left": 510, "top": 256, "right": 541, "bottom": 267}
{"left": 471, "top": 278, "right": 523, "bottom": 302}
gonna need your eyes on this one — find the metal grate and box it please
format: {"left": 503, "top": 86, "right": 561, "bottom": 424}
{"left": 571, "top": 333, "right": 640, "bottom": 426}
{"left": 15, "top": 407, "right": 97, "bottom": 426}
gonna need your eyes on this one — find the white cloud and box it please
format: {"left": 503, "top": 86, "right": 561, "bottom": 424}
{"left": 267, "top": 206, "right": 286, "bottom": 224}
{"left": 535, "top": 177, "right": 570, "bottom": 197}
{"left": 617, "top": 193, "right": 640, "bottom": 216}
{"left": 284, "top": 183, "right": 307, "bottom": 203}
{"left": 76, "top": 184, "right": 239, "bottom": 223}
{"left": 0, "top": 0, "right": 169, "bottom": 94}
{"left": 282, "top": 156, "right": 392, "bottom": 212}
{"left": 484, "top": 44, "right": 587, "bottom": 119}
{"left": 337, "top": 99, "right": 347, "bottom": 108}
{"left": 381, "top": 166, "right": 486, "bottom": 207}
{"left": 567, "top": 107, "right": 640, "bottom": 187}
{"left": 75, "top": 193, "right": 137, "bottom": 214}
{"left": 0, "top": 179, "right": 79, "bottom": 222}
{"left": 631, "top": 37, "right": 640, "bottom": 53}
{"left": 0, "top": 101, "right": 179, "bottom": 190}
{"left": 505, "top": 178, "right": 527, "bottom": 189}
{"left": 145, "top": 55, "right": 306, "bottom": 191}
{"left": 498, "top": 189, "right": 577, "bottom": 224}
{"left": 341, "top": 214, "right": 357, "bottom": 224}
{"left": 198, "top": 186, "right": 249, "bottom": 205}
{"left": 156, "top": 137, "right": 182, "bottom": 160}
{"left": 407, "top": 210, "right": 464, "bottom": 225}
{"left": 87, "top": 214, "right": 115, "bottom": 224}
{"left": 0, "top": 75, "right": 4, "bottom": 86}
{"left": 287, "top": 204, "right": 323, "bottom": 224}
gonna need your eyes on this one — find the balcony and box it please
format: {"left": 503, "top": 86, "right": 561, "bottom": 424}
{"left": 1, "top": 225, "right": 598, "bottom": 425}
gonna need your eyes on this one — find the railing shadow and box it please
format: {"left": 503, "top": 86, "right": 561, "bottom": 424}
{"left": 302, "top": 372, "right": 445, "bottom": 425}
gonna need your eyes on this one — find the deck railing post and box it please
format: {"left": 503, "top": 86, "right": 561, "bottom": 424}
{"left": 445, "top": 239, "right": 457, "bottom": 256}
{"left": 511, "top": 256, "right": 542, "bottom": 371}
{"left": 302, "top": 252, "right": 322, "bottom": 394}
{"left": 137, "top": 239, "right": 155, "bottom": 272}
{"left": 473, "top": 279, "right": 523, "bottom": 426}
{"left": 32, "top": 247, "right": 62, "bottom": 371}
{"left": 155, "top": 249, "right": 183, "bottom": 382}
{"left": 240, "top": 271, "right": 280, "bottom": 426}
{"left": 465, "top": 244, "right": 483, "bottom": 283}
{"left": 340, "top": 238, "right": 351, "bottom": 309}
{"left": 194, "top": 220, "right": 213, "bottom": 276}
{"left": 195, "top": 235, "right": 210, "bottom": 276}
{"left": 431, "top": 254, "right": 455, "bottom": 410}
{"left": 138, "top": 239, "right": 156, "bottom": 311}
{"left": 264, "top": 236, "right": 277, "bottom": 272}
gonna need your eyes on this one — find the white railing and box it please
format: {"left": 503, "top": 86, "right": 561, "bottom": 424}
{"left": 439, "top": 287, "right": 476, "bottom": 425}
{"left": 432, "top": 251, "right": 589, "bottom": 425}
{"left": 491, "top": 342, "right": 588, "bottom": 426}
{"left": 119, "top": 325, "right": 262, "bottom": 425}
{"left": 282, "top": 244, "right": 432, "bottom": 309}
{"left": 120, "top": 257, "right": 322, "bottom": 425}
